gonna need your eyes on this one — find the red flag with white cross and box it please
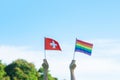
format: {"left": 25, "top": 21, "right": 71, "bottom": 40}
{"left": 45, "top": 37, "right": 61, "bottom": 51}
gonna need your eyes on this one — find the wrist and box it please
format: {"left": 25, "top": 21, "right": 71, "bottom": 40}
{"left": 70, "top": 70, "right": 74, "bottom": 73}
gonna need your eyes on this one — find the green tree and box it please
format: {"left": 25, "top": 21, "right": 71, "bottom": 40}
{"left": 5, "top": 59, "right": 39, "bottom": 80}
{"left": 0, "top": 60, "right": 10, "bottom": 80}
{"left": 2, "top": 59, "right": 58, "bottom": 80}
{"left": 38, "top": 67, "right": 58, "bottom": 80}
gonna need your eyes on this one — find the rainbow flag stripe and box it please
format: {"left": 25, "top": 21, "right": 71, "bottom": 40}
{"left": 75, "top": 39, "right": 93, "bottom": 56}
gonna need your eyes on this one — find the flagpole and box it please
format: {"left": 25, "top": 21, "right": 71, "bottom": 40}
{"left": 44, "top": 50, "right": 46, "bottom": 59}
{"left": 73, "top": 51, "right": 76, "bottom": 60}
{"left": 44, "top": 37, "right": 46, "bottom": 59}
{"left": 73, "top": 38, "right": 77, "bottom": 60}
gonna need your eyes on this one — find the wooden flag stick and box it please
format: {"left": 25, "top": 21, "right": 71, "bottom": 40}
{"left": 44, "top": 37, "right": 47, "bottom": 59}
{"left": 73, "top": 38, "right": 77, "bottom": 60}
{"left": 44, "top": 50, "right": 46, "bottom": 59}
{"left": 73, "top": 51, "right": 75, "bottom": 60}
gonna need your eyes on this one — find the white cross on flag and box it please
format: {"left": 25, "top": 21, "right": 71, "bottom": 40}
{"left": 45, "top": 37, "right": 61, "bottom": 51}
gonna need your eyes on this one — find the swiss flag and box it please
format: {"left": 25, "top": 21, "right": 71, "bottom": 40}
{"left": 45, "top": 37, "right": 61, "bottom": 51}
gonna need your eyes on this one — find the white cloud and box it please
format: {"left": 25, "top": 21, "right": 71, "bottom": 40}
{"left": 0, "top": 39, "right": 120, "bottom": 80}
{"left": 74, "top": 39, "right": 120, "bottom": 80}
{"left": 0, "top": 45, "right": 43, "bottom": 69}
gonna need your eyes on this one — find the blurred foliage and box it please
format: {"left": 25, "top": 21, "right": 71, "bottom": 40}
{"left": 0, "top": 59, "right": 57, "bottom": 80}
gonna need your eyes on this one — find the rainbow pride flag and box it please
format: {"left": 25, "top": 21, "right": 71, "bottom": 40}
{"left": 75, "top": 39, "right": 93, "bottom": 56}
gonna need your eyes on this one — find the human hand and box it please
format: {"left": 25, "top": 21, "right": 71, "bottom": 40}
{"left": 69, "top": 60, "right": 76, "bottom": 71}
{"left": 42, "top": 59, "right": 49, "bottom": 70}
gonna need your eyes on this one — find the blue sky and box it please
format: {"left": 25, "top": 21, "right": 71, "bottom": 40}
{"left": 0, "top": 0, "right": 120, "bottom": 80}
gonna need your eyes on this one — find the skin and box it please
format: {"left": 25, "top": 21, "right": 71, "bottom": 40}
{"left": 69, "top": 60, "right": 76, "bottom": 80}
{"left": 42, "top": 59, "right": 76, "bottom": 80}
{"left": 42, "top": 59, "right": 49, "bottom": 80}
